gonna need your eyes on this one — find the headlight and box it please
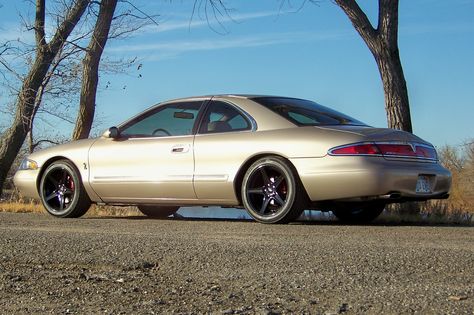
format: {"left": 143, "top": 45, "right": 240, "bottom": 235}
{"left": 19, "top": 158, "right": 38, "bottom": 170}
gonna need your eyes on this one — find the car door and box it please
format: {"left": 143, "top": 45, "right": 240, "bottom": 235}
{"left": 193, "top": 100, "right": 256, "bottom": 204}
{"left": 88, "top": 100, "right": 204, "bottom": 203}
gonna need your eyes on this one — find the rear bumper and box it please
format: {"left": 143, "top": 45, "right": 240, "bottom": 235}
{"left": 13, "top": 170, "right": 40, "bottom": 200}
{"left": 291, "top": 156, "right": 451, "bottom": 202}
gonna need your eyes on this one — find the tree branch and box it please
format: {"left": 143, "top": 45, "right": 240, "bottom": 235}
{"left": 30, "top": 139, "right": 61, "bottom": 152}
{"left": 190, "top": 0, "right": 234, "bottom": 35}
{"left": 378, "top": 0, "right": 399, "bottom": 46}
{"left": 37, "top": 107, "right": 75, "bottom": 124}
{"left": 48, "top": 0, "right": 91, "bottom": 54}
{"left": 333, "top": 0, "right": 378, "bottom": 49}
{"left": 119, "top": 0, "right": 159, "bottom": 26}
{"left": 34, "top": 0, "right": 47, "bottom": 47}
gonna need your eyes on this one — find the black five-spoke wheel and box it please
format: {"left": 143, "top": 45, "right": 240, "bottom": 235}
{"left": 242, "top": 156, "right": 306, "bottom": 224}
{"left": 39, "top": 160, "right": 91, "bottom": 218}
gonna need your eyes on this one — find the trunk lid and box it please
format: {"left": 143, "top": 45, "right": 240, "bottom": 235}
{"left": 317, "top": 125, "right": 430, "bottom": 145}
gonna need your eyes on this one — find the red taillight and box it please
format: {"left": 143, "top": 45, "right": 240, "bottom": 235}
{"left": 376, "top": 144, "right": 417, "bottom": 157}
{"left": 330, "top": 143, "right": 381, "bottom": 155}
{"left": 329, "top": 142, "right": 437, "bottom": 160}
{"left": 415, "top": 145, "right": 437, "bottom": 160}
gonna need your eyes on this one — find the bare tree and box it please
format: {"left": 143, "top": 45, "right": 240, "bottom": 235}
{"left": 27, "top": 43, "right": 81, "bottom": 153}
{"left": 72, "top": 0, "right": 118, "bottom": 140}
{"left": 71, "top": 0, "right": 160, "bottom": 140}
{"left": 0, "top": 0, "right": 90, "bottom": 196}
{"left": 333, "top": 0, "right": 412, "bottom": 132}
{"left": 2, "top": 0, "right": 154, "bottom": 153}
{"left": 195, "top": 0, "right": 412, "bottom": 133}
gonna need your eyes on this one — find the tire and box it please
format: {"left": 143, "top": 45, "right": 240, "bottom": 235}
{"left": 137, "top": 205, "right": 179, "bottom": 218}
{"left": 241, "top": 156, "right": 306, "bottom": 224}
{"left": 39, "top": 159, "right": 91, "bottom": 218}
{"left": 332, "top": 202, "right": 385, "bottom": 223}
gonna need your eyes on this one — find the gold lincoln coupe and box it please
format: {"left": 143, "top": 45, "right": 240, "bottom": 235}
{"left": 14, "top": 95, "right": 451, "bottom": 224}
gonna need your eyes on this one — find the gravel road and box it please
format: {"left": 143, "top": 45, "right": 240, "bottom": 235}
{"left": 0, "top": 212, "right": 473, "bottom": 314}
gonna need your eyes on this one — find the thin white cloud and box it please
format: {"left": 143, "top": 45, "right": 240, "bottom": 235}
{"left": 112, "top": 29, "right": 350, "bottom": 51}
{"left": 139, "top": 10, "right": 289, "bottom": 34}
{"left": 111, "top": 35, "right": 285, "bottom": 53}
{"left": 108, "top": 29, "right": 352, "bottom": 62}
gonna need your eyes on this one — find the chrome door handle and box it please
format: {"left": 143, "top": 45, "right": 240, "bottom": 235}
{"left": 171, "top": 144, "right": 189, "bottom": 153}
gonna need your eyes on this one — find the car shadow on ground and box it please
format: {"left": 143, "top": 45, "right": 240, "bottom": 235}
{"left": 85, "top": 215, "right": 473, "bottom": 227}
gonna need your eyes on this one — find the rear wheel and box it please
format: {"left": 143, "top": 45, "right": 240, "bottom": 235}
{"left": 39, "top": 159, "right": 91, "bottom": 218}
{"left": 241, "top": 156, "right": 306, "bottom": 224}
{"left": 137, "top": 205, "right": 179, "bottom": 218}
{"left": 332, "top": 202, "right": 385, "bottom": 223}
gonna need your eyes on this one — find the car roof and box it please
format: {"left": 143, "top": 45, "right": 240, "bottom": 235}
{"left": 164, "top": 94, "right": 302, "bottom": 103}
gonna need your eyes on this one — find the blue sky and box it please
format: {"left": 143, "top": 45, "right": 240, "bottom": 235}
{"left": 0, "top": 0, "right": 473, "bottom": 148}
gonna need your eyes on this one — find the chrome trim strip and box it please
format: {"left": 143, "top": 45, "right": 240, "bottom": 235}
{"left": 126, "top": 135, "right": 194, "bottom": 140}
{"left": 194, "top": 175, "right": 229, "bottom": 182}
{"left": 93, "top": 175, "right": 193, "bottom": 183}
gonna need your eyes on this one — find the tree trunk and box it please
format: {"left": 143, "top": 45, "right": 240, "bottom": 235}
{"left": 0, "top": 53, "right": 51, "bottom": 191}
{"left": 72, "top": 0, "right": 118, "bottom": 140}
{"left": 0, "top": 0, "right": 89, "bottom": 197}
{"left": 334, "top": 0, "right": 412, "bottom": 132}
{"left": 372, "top": 44, "right": 412, "bottom": 132}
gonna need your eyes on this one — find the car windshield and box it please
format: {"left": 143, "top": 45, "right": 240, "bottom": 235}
{"left": 252, "top": 97, "right": 366, "bottom": 127}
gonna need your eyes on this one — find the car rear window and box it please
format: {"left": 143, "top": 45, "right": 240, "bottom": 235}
{"left": 252, "top": 97, "right": 366, "bottom": 126}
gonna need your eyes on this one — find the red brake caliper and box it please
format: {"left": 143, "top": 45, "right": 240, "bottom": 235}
{"left": 280, "top": 182, "right": 287, "bottom": 197}
{"left": 68, "top": 175, "right": 74, "bottom": 190}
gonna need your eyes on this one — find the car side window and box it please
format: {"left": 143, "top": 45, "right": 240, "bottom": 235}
{"left": 120, "top": 101, "right": 203, "bottom": 137}
{"left": 288, "top": 111, "right": 319, "bottom": 124}
{"left": 199, "top": 101, "right": 251, "bottom": 134}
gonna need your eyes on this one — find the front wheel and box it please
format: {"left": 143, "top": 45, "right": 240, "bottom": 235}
{"left": 332, "top": 202, "right": 385, "bottom": 223}
{"left": 137, "top": 205, "right": 179, "bottom": 218}
{"left": 241, "top": 156, "right": 306, "bottom": 224}
{"left": 39, "top": 159, "right": 91, "bottom": 218}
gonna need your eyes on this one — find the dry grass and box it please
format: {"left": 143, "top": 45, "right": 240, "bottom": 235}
{"left": 379, "top": 207, "right": 473, "bottom": 225}
{"left": 437, "top": 141, "right": 474, "bottom": 214}
{"left": 0, "top": 202, "right": 141, "bottom": 217}
{"left": 86, "top": 205, "right": 141, "bottom": 217}
{"left": 0, "top": 200, "right": 44, "bottom": 214}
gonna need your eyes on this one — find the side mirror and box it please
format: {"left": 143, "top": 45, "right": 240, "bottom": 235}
{"left": 103, "top": 126, "right": 120, "bottom": 139}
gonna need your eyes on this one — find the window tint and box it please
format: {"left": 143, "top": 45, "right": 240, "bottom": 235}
{"left": 199, "top": 101, "right": 251, "bottom": 134}
{"left": 252, "top": 97, "right": 366, "bottom": 126}
{"left": 120, "top": 101, "right": 203, "bottom": 137}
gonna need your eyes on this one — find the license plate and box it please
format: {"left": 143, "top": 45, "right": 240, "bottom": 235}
{"left": 416, "top": 175, "right": 432, "bottom": 193}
